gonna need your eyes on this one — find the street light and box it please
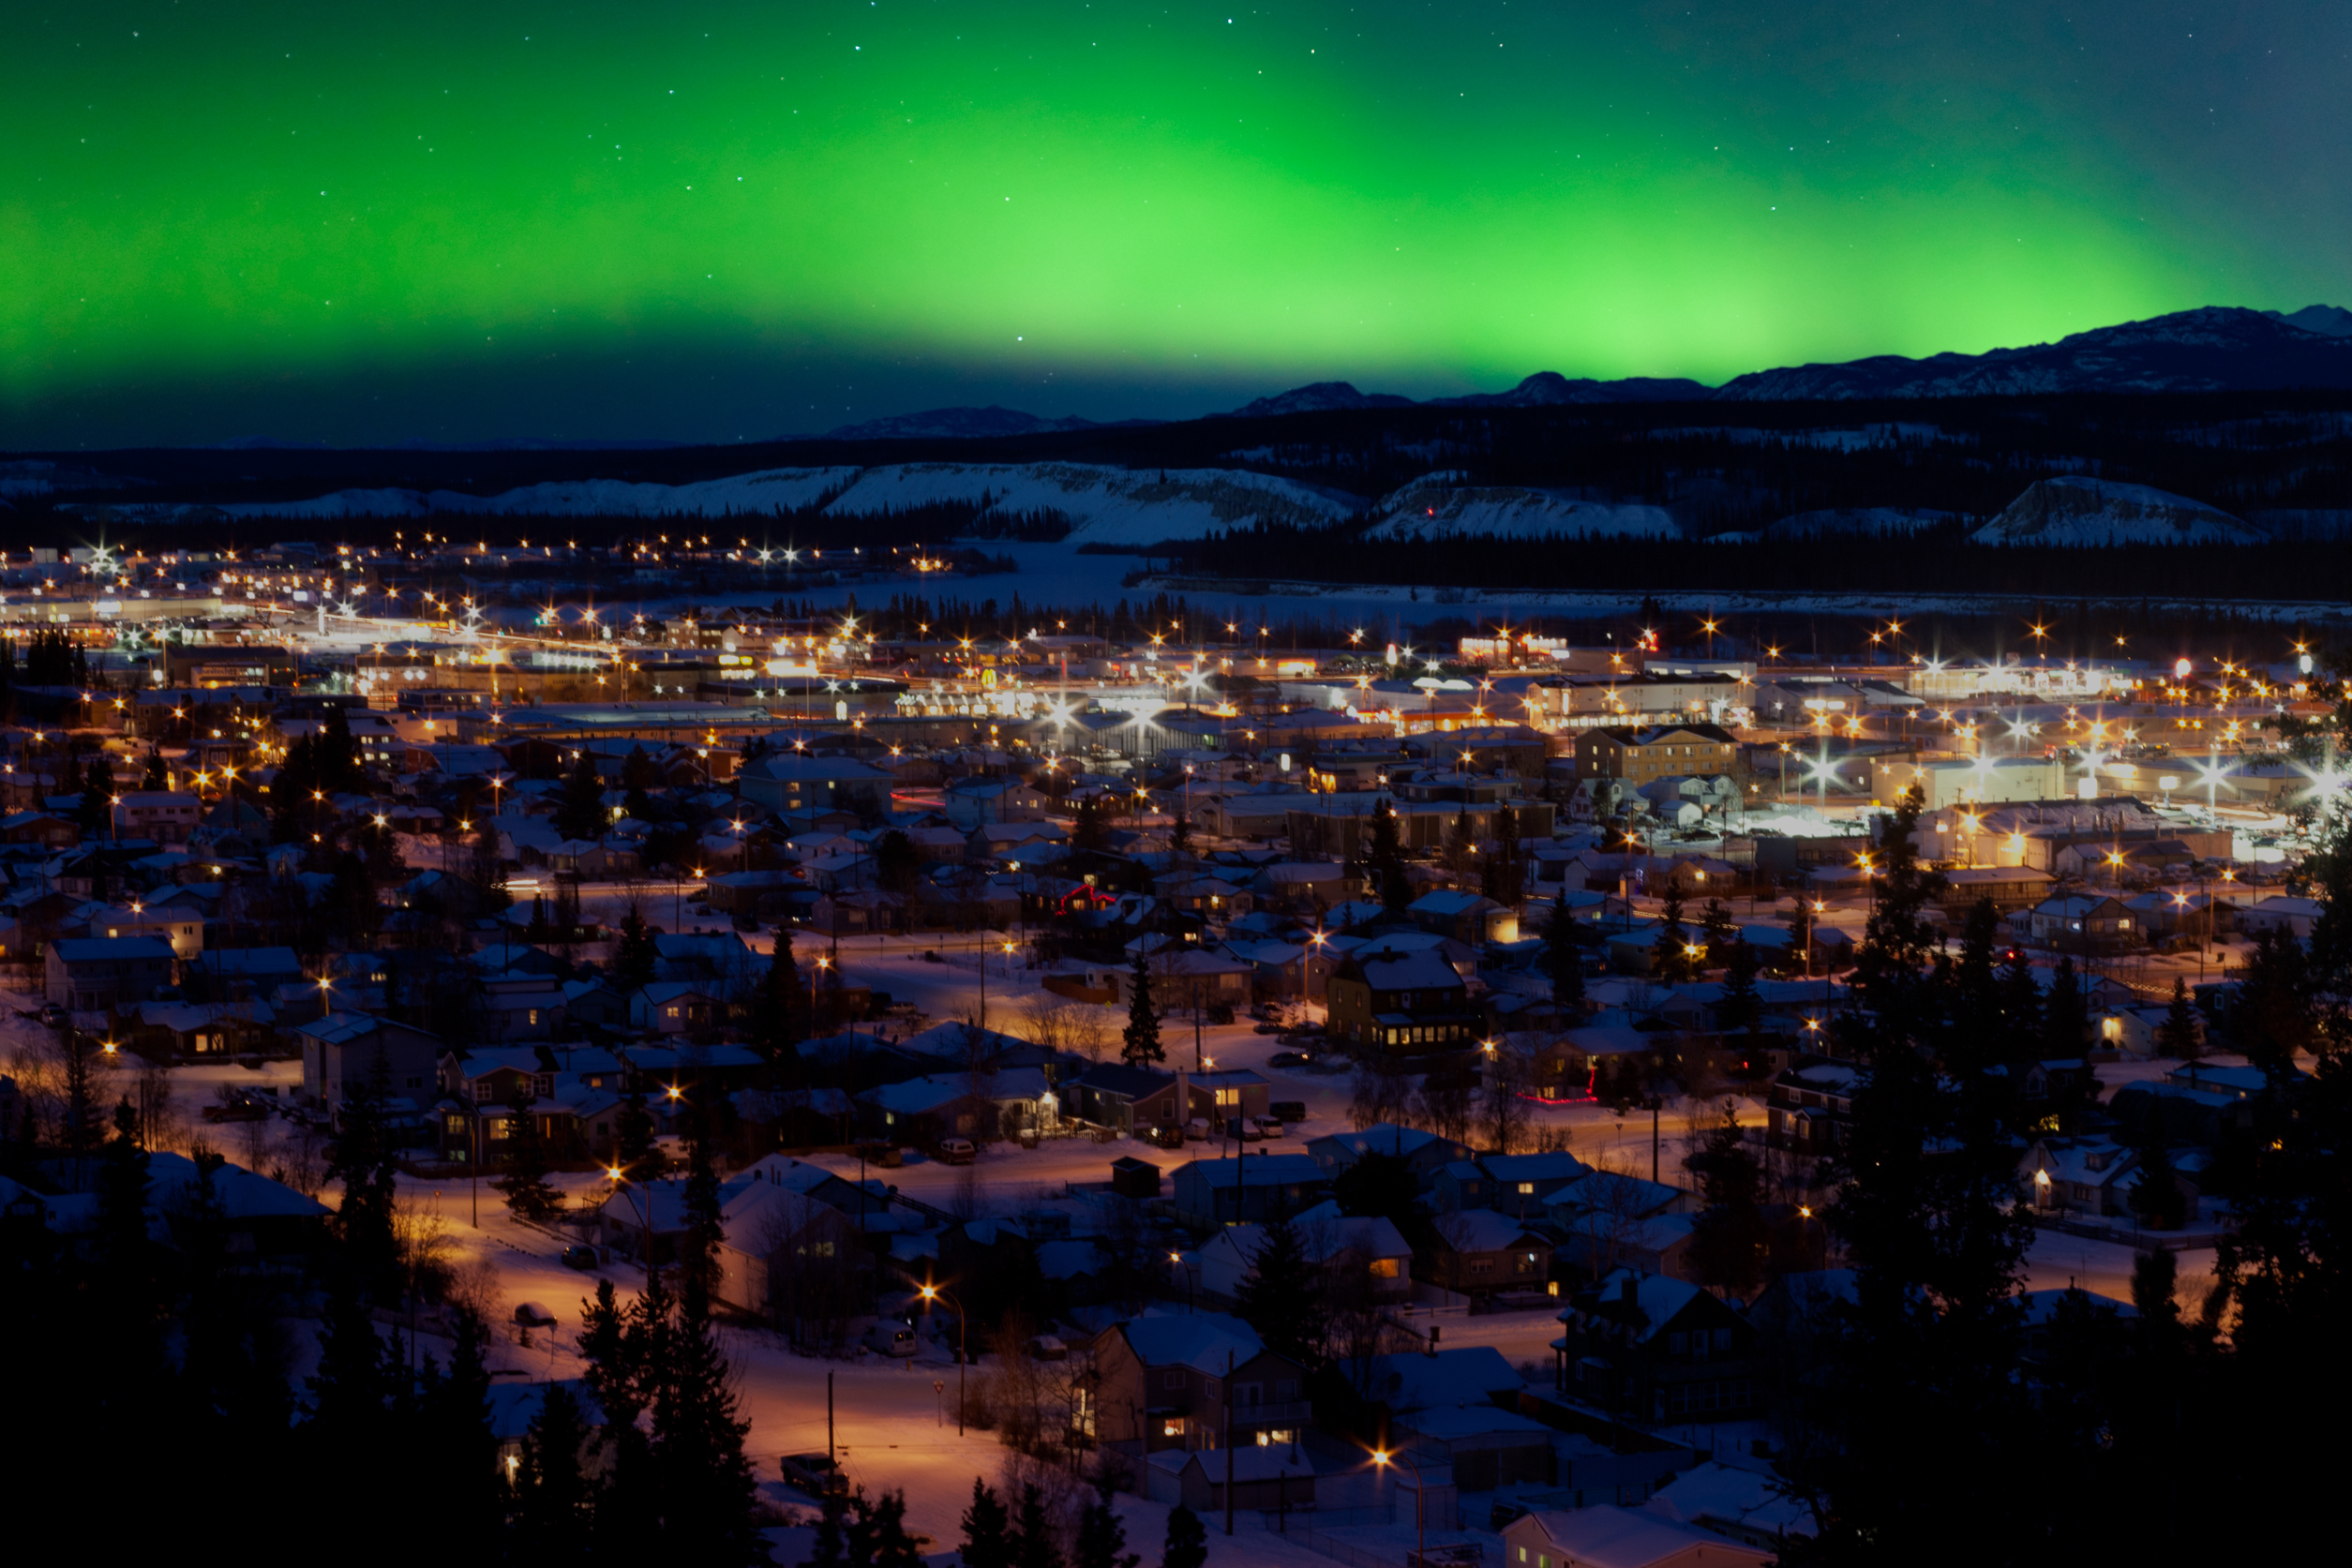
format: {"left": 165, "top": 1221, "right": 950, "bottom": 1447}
{"left": 919, "top": 1283, "right": 969, "bottom": 1436}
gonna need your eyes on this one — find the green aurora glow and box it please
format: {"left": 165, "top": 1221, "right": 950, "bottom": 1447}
{"left": 5, "top": 2, "right": 2346, "bottom": 443}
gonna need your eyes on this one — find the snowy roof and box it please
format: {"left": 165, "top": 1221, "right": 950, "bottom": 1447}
{"left": 1427, "top": 1209, "right": 1548, "bottom": 1253}
{"left": 1513, "top": 1506, "right": 1732, "bottom": 1568}
{"left": 1367, "top": 1346, "right": 1528, "bottom": 1412}
{"left": 1396, "top": 1405, "right": 1552, "bottom": 1441}
{"left": 1116, "top": 1310, "right": 1266, "bottom": 1375}
{"left": 1643, "top": 1462, "right": 1816, "bottom": 1541}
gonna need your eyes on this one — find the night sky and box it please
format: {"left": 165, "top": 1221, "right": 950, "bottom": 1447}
{"left": 6, "top": 2, "right": 2347, "bottom": 447}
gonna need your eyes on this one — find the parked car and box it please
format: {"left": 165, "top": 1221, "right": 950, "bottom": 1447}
{"left": 1228, "top": 1116, "right": 1266, "bottom": 1142}
{"left": 936, "top": 1137, "right": 977, "bottom": 1165}
{"left": 864, "top": 1319, "right": 918, "bottom": 1357}
{"left": 560, "top": 1245, "right": 600, "bottom": 1270}
{"left": 1251, "top": 1115, "right": 1288, "bottom": 1139}
{"left": 781, "top": 1453, "right": 847, "bottom": 1495}
{"left": 1268, "top": 1051, "right": 1311, "bottom": 1068}
{"left": 1269, "top": 1100, "right": 1308, "bottom": 1123}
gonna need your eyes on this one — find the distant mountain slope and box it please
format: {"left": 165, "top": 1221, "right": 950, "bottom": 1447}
{"left": 1223, "top": 381, "right": 1419, "bottom": 418}
{"left": 1362, "top": 477, "right": 1679, "bottom": 541}
{"left": 2266, "top": 305, "right": 2352, "bottom": 337}
{"left": 1428, "top": 371, "right": 1711, "bottom": 407}
{"left": 1972, "top": 477, "right": 2262, "bottom": 545}
{"left": 1714, "top": 306, "right": 2352, "bottom": 400}
{"left": 823, "top": 406, "right": 1161, "bottom": 441}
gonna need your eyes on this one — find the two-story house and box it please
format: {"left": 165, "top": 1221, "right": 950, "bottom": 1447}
{"left": 295, "top": 1011, "right": 445, "bottom": 1112}
{"left": 111, "top": 791, "right": 203, "bottom": 844}
{"left": 1402, "top": 1208, "right": 1554, "bottom": 1297}
{"left": 45, "top": 935, "right": 176, "bottom": 1012}
{"left": 1170, "top": 1153, "right": 1333, "bottom": 1229}
{"left": 1573, "top": 724, "right": 1739, "bottom": 786}
{"left": 1552, "top": 1267, "right": 1760, "bottom": 1424}
{"left": 1324, "top": 948, "right": 1478, "bottom": 1054}
{"left": 1077, "top": 1311, "right": 1311, "bottom": 1467}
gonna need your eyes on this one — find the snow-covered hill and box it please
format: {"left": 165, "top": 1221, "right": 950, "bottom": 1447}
{"left": 1971, "top": 478, "right": 2262, "bottom": 545}
{"left": 1764, "top": 507, "right": 1956, "bottom": 538}
{"left": 1361, "top": 478, "right": 1679, "bottom": 541}
{"left": 218, "top": 468, "right": 858, "bottom": 520}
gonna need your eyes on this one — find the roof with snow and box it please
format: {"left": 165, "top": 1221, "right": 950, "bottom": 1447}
{"left": 1116, "top": 1310, "right": 1266, "bottom": 1375}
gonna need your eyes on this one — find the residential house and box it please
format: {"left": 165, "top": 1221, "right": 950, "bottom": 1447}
{"left": 860, "top": 1068, "right": 1057, "bottom": 1147}
{"left": 1305, "top": 1123, "right": 1475, "bottom": 1181}
{"left": 2027, "top": 894, "right": 2137, "bottom": 952}
{"left": 1572, "top": 724, "right": 1740, "bottom": 787}
{"left": 295, "top": 1012, "right": 445, "bottom": 1111}
{"left": 1408, "top": 889, "right": 1517, "bottom": 945}
{"left": 82, "top": 904, "right": 203, "bottom": 961}
{"left": 1501, "top": 1505, "right": 1775, "bottom": 1568}
{"left": 738, "top": 755, "right": 893, "bottom": 817}
{"left": 712, "top": 1158, "right": 871, "bottom": 1329}
{"left": 1324, "top": 948, "right": 1479, "bottom": 1055}
{"left": 1193, "top": 1201, "right": 1413, "bottom": 1307}
{"left": 1552, "top": 1268, "right": 1761, "bottom": 1424}
{"left": 1076, "top": 1311, "right": 1311, "bottom": 1462}
{"left": 1403, "top": 1208, "right": 1554, "bottom": 1297}
{"left": 1143, "top": 1447, "right": 1319, "bottom": 1515}
{"left": 941, "top": 776, "right": 1048, "bottom": 829}
{"left": 2022, "top": 1136, "right": 2141, "bottom": 1218}
{"left": 630, "top": 982, "right": 720, "bottom": 1037}
{"left": 1170, "top": 1154, "right": 1333, "bottom": 1229}
{"left": 112, "top": 791, "right": 203, "bottom": 844}
{"left": 187, "top": 946, "right": 307, "bottom": 1004}
{"left": 45, "top": 935, "right": 176, "bottom": 1011}
{"left": 1642, "top": 1463, "right": 1817, "bottom": 1556}
{"left": 1478, "top": 1152, "right": 1595, "bottom": 1220}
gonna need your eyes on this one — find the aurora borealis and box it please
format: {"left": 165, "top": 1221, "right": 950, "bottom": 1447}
{"left": 6, "top": 2, "right": 2347, "bottom": 447}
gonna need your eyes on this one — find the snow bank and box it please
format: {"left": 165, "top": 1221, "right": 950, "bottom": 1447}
{"left": 1362, "top": 480, "right": 1679, "bottom": 541}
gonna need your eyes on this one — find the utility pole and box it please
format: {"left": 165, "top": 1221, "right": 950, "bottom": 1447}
{"left": 1224, "top": 1348, "right": 1236, "bottom": 1536}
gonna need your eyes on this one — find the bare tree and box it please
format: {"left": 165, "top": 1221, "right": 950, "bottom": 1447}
{"left": 1482, "top": 1037, "right": 1533, "bottom": 1155}
{"left": 1349, "top": 1054, "right": 1414, "bottom": 1129}
{"left": 1562, "top": 1157, "right": 1668, "bottom": 1278}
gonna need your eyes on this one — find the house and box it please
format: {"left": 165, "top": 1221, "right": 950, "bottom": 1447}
{"left": 1324, "top": 948, "right": 1479, "bottom": 1055}
{"left": 941, "top": 776, "right": 1048, "bottom": 829}
{"left": 1643, "top": 1463, "right": 1817, "bottom": 1555}
{"left": 1572, "top": 724, "right": 1740, "bottom": 787}
{"left": 1552, "top": 1268, "right": 1760, "bottom": 1424}
{"left": 187, "top": 946, "right": 307, "bottom": 1004}
{"left": 1394, "top": 1403, "right": 1559, "bottom": 1490}
{"left": 112, "top": 791, "right": 203, "bottom": 844}
{"left": 1076, "top": 1311, "right": 1311, "bottom": 1462}
{"left": 1477, "top": 1152, "right": 1595, "bottom": 1218}
{"left": 1547, "top": 1171, "right": 1701, "bottom": 1281}
{"left": 1408, "top": 889, "right": 1517, "bottom": 945}
{"left": 2027, "top": 894, "right": 2137, "bottom": 952}
{"left": 860, "top": 1068, "right": 1058, "bottom": 1147}
{"left": 1764, "top": 1061, "right": 1863, "bottom": 1153}
{"left": 2021, "top": 1136, "right": 2142, "bottom": 1217}
{"left": 487, "top": 1381, "right": 608, "bottom": 1479}
{"left": 1193, "top": 1202, "right": 1413, "bottom": 1306}
{"left": 2239, "top": 894, "right": 2323, "bottom": 940}
{"left": 1502, "top": 1505, "right": 1775, "bottom": 1568}
{"left": 117, "top": 999, "right": 277, "bottom": 1061}
{"left": 712, "top": 1159, "right": 870, "bottom": 1328}
{"left": 82, "top": 905, "right": 203, "bottom": 961}
{"left": 1305, "top": 1123, "right": 1475, "bottom": 1180}
{"left": 1170, "top": 1153, "right": 1333, "bottom": 1229}
{"left": 738, "top": 754, "right": 893, "bottom": 817}
{"left": 1403, "top": 1208, "right": 1554, "bottom": 1296}
{"left": 45, "top": 936, "right": 176, "bottom": 1011}
{"left": 630, "top": 982, "right": 720, "bottom": 1037}
{"left": 1937, "top": 864, "right": 2055, "bottom": 914}
{"left": 294, "top": 1012, "right": 445, "bottom": 1111}
{"left": 0, "top": 811, "right": 79, "bottom": 848}
{"left": 1062, "top": 1064, "right": 1192, "bottom": 1135}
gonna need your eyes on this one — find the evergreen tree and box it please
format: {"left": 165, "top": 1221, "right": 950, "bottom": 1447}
{"left": 1949, "top": 899, "right": 2005, "bottom": 1065}
{"left": 874, "top": 829, "right": 921, "bottom": 895}
{"left": 651, "top": 1306, "right": 765, "bottom": 1562}
{"left": 1700, "top": 897, "right": 1737, "bottom": 964}
{"left": 1169, "top": 809, "right": 1193, "bottom": 858}
{"left": 1332, "top": 1148, "right": 1418, "bottom": 1219}
{"left": 849, "top": 1489, "right": 925, "bottom": 1568}
{"left": 1011, "top": 1483, "right": 1064, "bottom": 1568}
{"left": 1997, "top": 941, "right": 2045, "bottom": 1065}
{"left": 526, "top": 894, "right": 551, "bottom": 945}
{"left": 78, "top": 754, "right": 113, "bottom": 840}
{"left": 414, "top": 1309, "right": 503, "bottom": 1535}
{"left": 1541, "top": 902, "right": 1585, "bottom": 1012}
{"left": 494, "top": 1087, "right": 561, "bottom": 1219}
{"left": 1072, "top": 795, "right": 1109, "bottom": 853}
{"left": 323, "top": 1067, "right": 402, "bottom": 1298}
{"left": 615, "top": 1084, "right": 657, "bottom": 1181}
{"left": 961, "top": 1480, "right": 1014, "bottom": 1568}
{"left": 1074, "top": 1481, "right": 1142, "bottom": 1568}
{"left": 141, "top": 749, "right": 168, "bottom": 791}
{"left": 1367, "top": 799, "right": 1411, "bottom": 912}
{"left": 677, "top": 1113, "right": 724, "bottom": 1322}
{"left": 2128, "top": 1134, "right": 2185, "bottom": 1232}
{"left": 613, "top": 905, "right": 660, "bottom": 994}
{"left": 807, "top": 1488, "right": 849, "bottom": 1568}
{"left": 1121, "top": 949, "right": 1163, "bottom": 1068}
{"left": 555, "top": 749, "right": 608, "bottom": 843}
{"left": 1653, "top": 881, "right": 1694, "bottom": 982}
{"left": 1718, "top": 939, "right": 1762, "bottom": 1034}
{"left": 1234, "top": 1205, "right": 1319, "bottom": 1362}
{"left": 513, "top": 1381, "right": 601, "bottom": 1564}
{"left": 1160, "top": 1504, "right": 1208, "bottom": 1568}
{"left": 749, "top": 929, "right": 809, "bottom": 1060}
{"left": 622, "top": 744, "right": 662, "bottom": 823}
{"left": 2043, "top": 954, "right": 2089, "bottom": 1056}
{"left": 1443, "top": 808, "right": 1477, "bottom": 883}
{"left": 1683, "top": 1105, "right": 1768, "bottom": 1296}
{"left": 2156, "top": 976, "right": 2203, "bottom": 1060}
{"left": 1785, "top": 896, "right": 1816, "bottom": 972}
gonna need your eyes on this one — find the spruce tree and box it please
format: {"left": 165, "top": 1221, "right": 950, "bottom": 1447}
{"left": 1683, "top": 1105, "right": 1768, "bottom": 1296}
{"left": 1541, "top": 902, "right": 1585, "bottom": 1012}
{"left": 1121, "top": 949, "right": 1163, "bottom": 1068}
{"left": 141, "top": 749, "right": 168, "bottom": 791}
{"left": 1367, "top": 799, "right": 1411, "bottom": 912}
{"left": 1234, "top": 1205, "right": 1319, "bottom": 1362}
{"left": 1718, "top": 939, "right": 1762, "bottom": 1034}
{"left": 1444, "top": 808, "right": 1476, "bottom": 883}
{"left": 651, "top": 1305, "right": 764, "bottom": 1562}
{"left": 1011, "top": 1483, "right": 1065, "bottom": 1568}
{"left": 1654, "top": 881, "right": 1693, "bottom": 982}
{"left": 514, "top": 1381, "right": 601, "bottom": 1564}
{"left": 749, "top": 929, "right": 809, "bottom": 1060}
{"left": 494, "top": 1086, "right": 561, "bottom": 1219}
{"left": 677, "top": 1114, "right": 724, "bottom": 1322}
{"left": 414, "top": 1309, "right": 503, "bottom": 1536}
{"left": 2155, "top": 975, "right": 2203, "bottom": 1060}
{"left": 1700, "top": 897, "right": 1737, "bottom": 964}
{"left": 1997, "top": 941, "right": 2044, "bottom": 1064}
{"left": 615, "top": 1084, "right": 657, "bottom": 1180}
{"left": 555, "top": 749, "right": 608, "bottom": 843}
{"left": 807, "top": 1488, "right": 849, "bottom": 1568}
{"left": 613, "top": 906, "right": 660, "bottom": 994}
{"left": 1161, "top": 1504, "right": 1208, "bottom": 1568}
{"left": 2043, "top": 954, "right": 2089, "bottom": 1056}
{"left": 853, "top": 1489, "right": 925, "bottom": 1568}
{"left": 323, "top": 1066, "right": 402, "bottom": 1298}
{"left": 961, "top": 1479, "right": 1013, "bottom": 1568}
{"left": 1075, "top": 1481, "right": 1142, "bottom": 1568}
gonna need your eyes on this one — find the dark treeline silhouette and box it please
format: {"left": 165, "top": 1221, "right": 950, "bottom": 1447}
{"left": 1176, "top": 524, "right": 2334, "bottom": 603}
